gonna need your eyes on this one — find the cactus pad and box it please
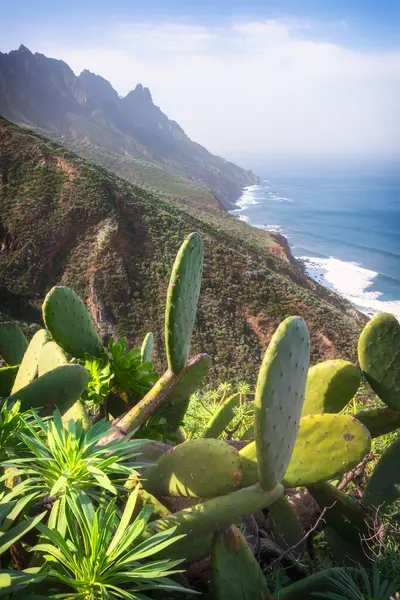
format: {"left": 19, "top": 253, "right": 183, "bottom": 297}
{"left": 161, "top": 353, "right": 211, "bottom": 429}
{"left": 141, "top": 482, "right": 283, "bottom": 561}
{"left": 42, "top": 286, "right": 103, "bottom": 358}
{"left": 325, "top": 527, "right": 370, "bottom": 567}
{"left": 240, "top": 413, "right": 371, "bottom": 487}
{"left": 165, "top": 232, "right": 203, "bottom": 374}
{"left": 279, "top": 568, "right": 360, "bottom": 599}
{"left": 355, "top": 407, "right": 400, "bottom": 439}
{"left": 0, "top": 365, "right": 19, "bottom": 397}
{"left": 255, "top": 316, "right": 310, "bottom": 491}
{"left": 302, "top": 359, "right": 360, "bottom": 416}
{"left": 12, "top": 329, "right": 50, "bottom": 393}
{"left": 38, "top": 341, "right": 68, "bottom": 375}
{"left": 8, "top": 364, "right": 88, "bottom": 414}
{"left": 140, "top": 332, "right": 154, "bottom": 364}
{"left": 363, "top": 437, "right": 400, "bottom": 508}
{"left": 212, "top": 525, "right": 273, "bottom": 600}
{"left": 358, "top": 313, "right": 400, "bottom": 409}
{"left": 0, "top": 322, "right": 28, "bottom": 365}
{"left": 201, "top": 392, "right": 241, "bottom": 439}
{"left": 267, "top": 495, "right": 305, "bottom": 553}
{"left": 37, "top": 341, "right": 90, "bottom": 427}
{"left": 308, "top": 482, "right": 370, "bottom": 545}
{"left": 143, "top": 438, "right": 244, "bottom": 498}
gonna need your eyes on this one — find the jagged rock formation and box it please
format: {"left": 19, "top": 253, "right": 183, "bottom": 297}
{"left": 0, "top": 45, "right": 258, "bottom": 208}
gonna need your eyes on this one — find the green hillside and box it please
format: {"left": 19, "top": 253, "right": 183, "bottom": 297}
{"left": 0, "top": 117, "right": 366, "bottom": 384}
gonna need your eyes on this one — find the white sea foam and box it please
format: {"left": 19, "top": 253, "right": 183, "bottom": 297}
{"left": 233, "top": 181, "right": 400, "bottom": 320}
{"left": 254, "top": 223, "right": 282, "bottom": 232}
{"left": 235, "top": 185, "right": 262, "bottom": 210}
{"left": 267, "top": 191, "right": 293, "bottom": 203}
{"left": 299, "top": 256, "right": 400, "bottom": 319}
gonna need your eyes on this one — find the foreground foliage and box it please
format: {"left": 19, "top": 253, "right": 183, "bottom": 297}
{"left": 0, "top": 231, "right": 399, "bottom": 598}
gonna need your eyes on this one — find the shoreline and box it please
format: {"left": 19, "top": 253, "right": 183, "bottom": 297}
{"left": 232, "top": 184, "right": 400, "bottom": 321}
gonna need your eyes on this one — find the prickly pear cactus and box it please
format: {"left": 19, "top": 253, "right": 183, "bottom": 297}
{"left": 160, "top": 353, "right": 211, "bottom": 429}
{"left": 8, "top": 364, "right": 88, "bottom": 413}
{"left": 12, "top": 329, "right": 50, "bottom": 393}
{"left": 141, "top": 482, "right": 283, "bottom": 562}
{"left": 38, "top": 341, "right": 68, "bottom": 376}
{"left": 165, "top": 232, "right": 203, "bottom": 374}
{"left": 42, "top": 286, "right": 103, "bottom": 359}
{"left": 363, "top": 436, "right": 400, "bottom": 509}
{"left": 355, "top": 407, "right": 400, "bottom": 438}
{"left": 240, "top": 413, "right": 371, "bottom": 488}
{"left": 308, "top": 481, "right": 370, "bottom": 545}
{"left": 358, "top": 312, "right": 400, "bottom": 409}
{"left": 325, "top": 527, "right": 370, "bottom": 567}
{"left": 0, "top": 322, "right": 28, "bottom": 366}
{"left": 284, "top": 413, "right": 371, "bottom": 486}
{"left": 267, "top": 495, "right": 305, "bottom": 554}
{"left": 140, "top": 332, "right": 154, "bottom": 364}
{"left": 212, "top": 525, "right": 273, "bottom": 600}
{"left": 255, "top": 316, "right": 310, "bottom": 491}
{"left": 0, "top": 365, "right": 19, "bottom": 397}
{"left": 201, "top": 392, "right": 241, "bottom": 439}
{"left": 144, "top": 438, "right": 243, "bottom": 498}
{"left": 302, "top": 359, "right": 360, "bottom": 416}
{"left": 37, "top": 341, "right": 90, "bottom": 427}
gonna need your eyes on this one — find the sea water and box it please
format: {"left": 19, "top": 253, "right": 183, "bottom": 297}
{"left": 231, "top": 160, "right": 400, "bottom": 319}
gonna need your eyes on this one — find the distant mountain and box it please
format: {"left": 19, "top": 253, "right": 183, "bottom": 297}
{"left": 0, "top": 45, "right": 258, "bottom": 208}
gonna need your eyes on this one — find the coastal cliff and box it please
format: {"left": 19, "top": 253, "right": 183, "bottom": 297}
{"left": 0, "top": 118, "right": 366, "bottom": 386}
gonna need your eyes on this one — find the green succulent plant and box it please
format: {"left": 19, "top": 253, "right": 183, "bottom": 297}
{"left": 0, "top": 497, "right": 47, "bottom": 597}
{"left": 1, "top": 410, "right": 147, "bottom": 529}
{"left": 318, "top": 564, "right": 399, "bottom": 600}
{"left": 33, "top": 486, "right": 191, "bottom": 600}
{"left": 79, "top": 352, "right": 114, "bottom": 410}
{"left": 109, "top": 337, "right": 158, "bottom": 400}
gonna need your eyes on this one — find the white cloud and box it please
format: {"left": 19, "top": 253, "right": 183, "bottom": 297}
{"left": 37, "top": 19, "right": 400, "bottom": 159}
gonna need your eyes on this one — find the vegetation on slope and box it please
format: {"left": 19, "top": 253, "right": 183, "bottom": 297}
{"left": 0, "top": 117, "right": 366, "bottom": 385}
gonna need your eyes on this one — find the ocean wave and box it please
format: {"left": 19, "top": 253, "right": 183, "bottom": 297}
{"left": 237, "top": 214, "right": 250, "bottom": 223}
{"left": 299, "top": 256, "right": 400, "bottom": 319}
{"left": 266, "top": 191, "right": 293, "bottom": 203}
{"left": 235, "top": 185, "right": 262, "bottom": 210}
{"left": 254, "top": 223, "right": 283, "bottom": 232}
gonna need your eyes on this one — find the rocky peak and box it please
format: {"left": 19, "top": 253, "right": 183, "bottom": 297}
{"left": 75, "top": 69, "right": 119, "bottom": 107}
{"left": 16, "top": 44, "right": 33, "bottom": 55}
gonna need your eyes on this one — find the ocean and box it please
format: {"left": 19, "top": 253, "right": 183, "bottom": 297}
{"left": 231, "top": 160, "right": 400, "bottom": 319}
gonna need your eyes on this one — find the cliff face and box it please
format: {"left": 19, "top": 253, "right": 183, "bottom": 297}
{"left": 0, "top": 118, "right": 366, "bottom": 385}
{"left": 0, "top": 45, "right": 258, "bottom": 208}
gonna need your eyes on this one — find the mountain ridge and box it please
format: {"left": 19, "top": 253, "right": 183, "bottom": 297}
{"left": 0, "top": 117, "right": 367, "bottom": 385}
{"left": 0, "top": 45, "right": 258, "bottom": 208}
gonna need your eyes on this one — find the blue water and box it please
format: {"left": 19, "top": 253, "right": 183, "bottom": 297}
{"left": 232, "top": 160, "right": 400, "bottom": 318}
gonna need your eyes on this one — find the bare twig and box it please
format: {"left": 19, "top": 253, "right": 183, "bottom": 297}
{"left": 270, "top": 502, "right": 336, "bottom": 565}
{"left": 338, "top": 454, "right": 375, "bottom": 491}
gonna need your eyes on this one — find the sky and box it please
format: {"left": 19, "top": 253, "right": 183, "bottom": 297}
{"left": 1, "top": 0, "right": 399, "bottom": 161}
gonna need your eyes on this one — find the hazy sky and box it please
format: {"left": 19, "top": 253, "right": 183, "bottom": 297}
{"left": 1, "top": 0, "right": 399, "bottom": 160}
